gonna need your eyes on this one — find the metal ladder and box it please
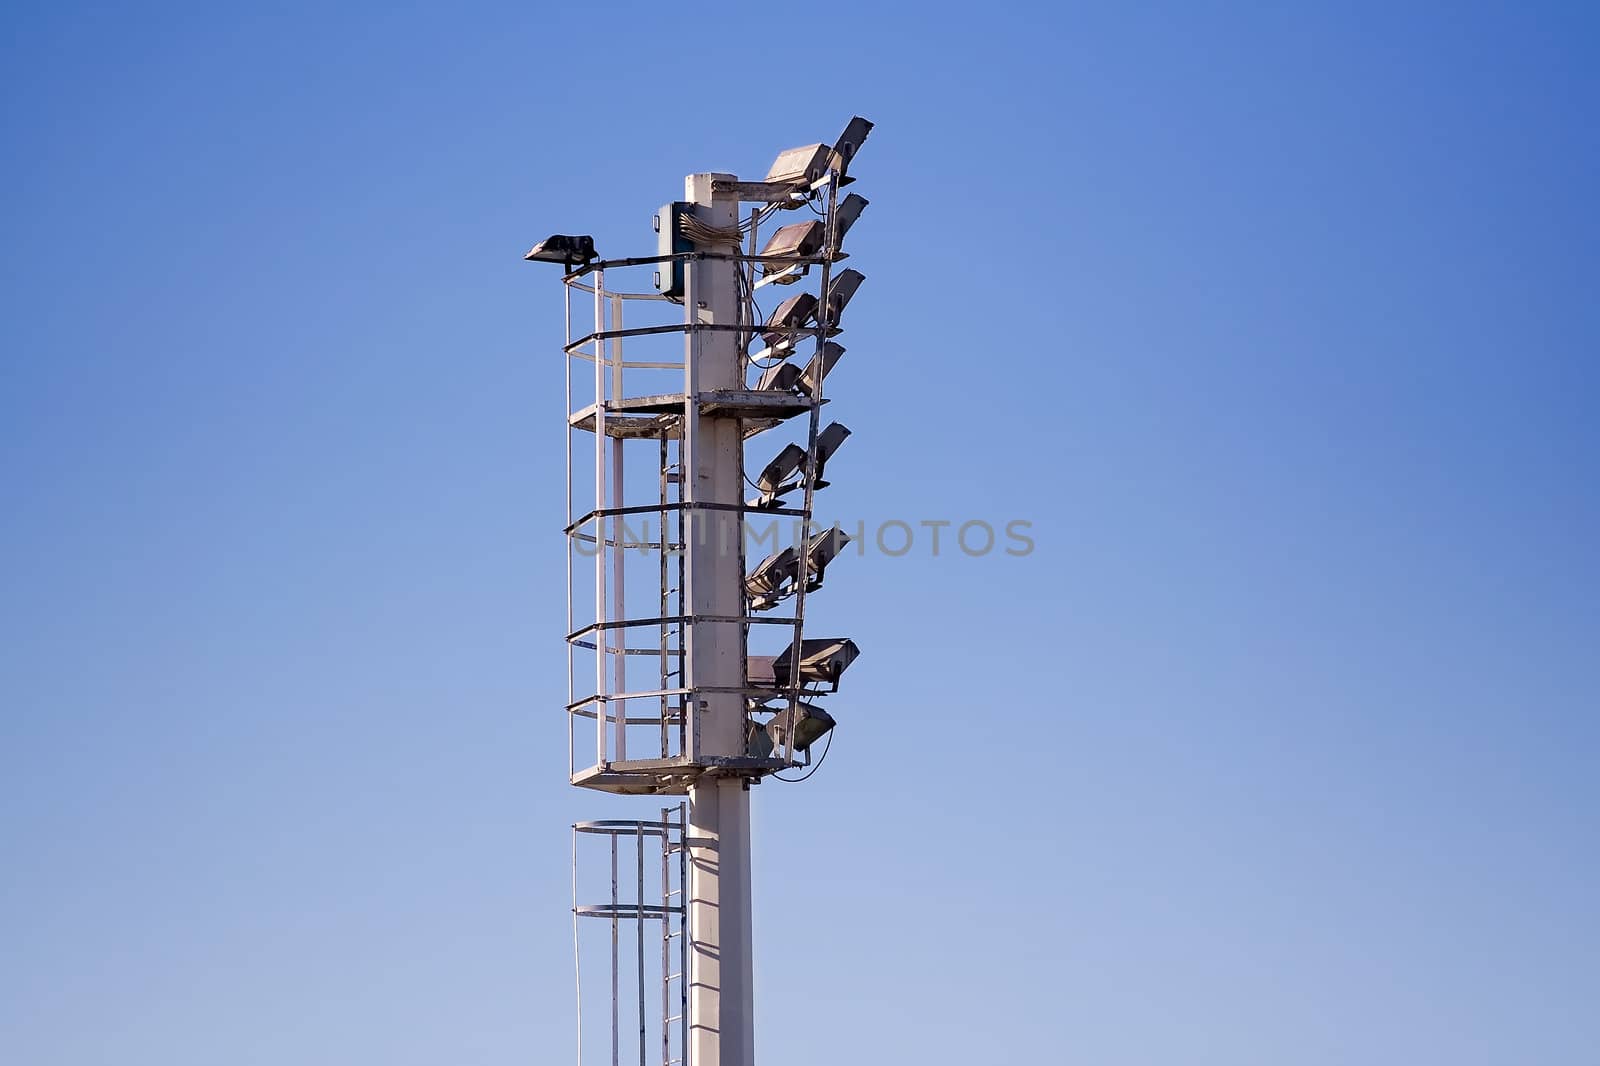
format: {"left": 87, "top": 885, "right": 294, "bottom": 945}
{"left": 572, "top": 804, "right": 688, "bottom": 1066}
{"left": 661, "top": 803, "right": 688, "bottom": 1066}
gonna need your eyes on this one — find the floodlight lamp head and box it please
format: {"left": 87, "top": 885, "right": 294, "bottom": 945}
{"left": 756, "top": 360, "right": 803, "bottom": 393}
{"left": 832, "top": 194, "right": 869, "bottom": 251}
{"left": 749, "top": 426, "right": 849, "bottom": 509}
{"left": 767, "top": 701, "right": 837, "bottom": 755}
{"left": 808, "top": 421, "right": 852, "bottom": 484}
{"left": 830, "top": 116, "right": 874, "bottom": 176}
{"left": 523, "top": 234, "right": 597, "bottom": 267}
{"left": 745, "top": 546, "right": 799, "bottom": 610}
{"left": 772, "top": 637, "right": 861, "bottom": 690}
{"left": 751, "top": 443, "right": 808, "bottom": 508}
{"left": 799, "top": 343, "right": 845, "bottom": 398}
{"left": 744, "top": 526, "right": 848, "bottom": 609}
{"left": 804, "top": 524, "right": 851, "bottom": 584}
{"left": 821, "top": 269, "right": 866, "bottom": 325}
{"left": 759, "top": 220, "right": 825, "bottom": 276}
{"left": 763, "top": 117, "right": 871, "bottom": 195}
{"left": 761, "top": 291, "right": 818, "bottom": 351}
{"left": 765, "top": 143, "right": 832, "bottom": 187}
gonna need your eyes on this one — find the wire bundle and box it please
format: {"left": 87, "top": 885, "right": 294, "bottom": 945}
{"left": 679, "top": 213, "right": 743, "bottom": 248}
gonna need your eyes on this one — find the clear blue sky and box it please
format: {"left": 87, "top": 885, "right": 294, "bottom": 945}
{"left": 2, "top": 3, "right": 1596, "bottom": 1064}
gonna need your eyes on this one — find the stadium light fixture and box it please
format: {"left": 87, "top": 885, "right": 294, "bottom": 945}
{"left": 523, "top": 234, "right": 597, "bottom": 267}
{"left": 829, "top": 116, "right": 874, "bottom": 177}
{"left": 755, "top": 360, "right": 803, "bottom": 393}
{"left": 748, "top": 423, "right": 851, "bottom": 509}
{"left": 744, "top": 525, "right": 850, "bottom": 609}
{"left": 808, "top": 421, "right": 852, "bottom": 484}
{"left": 763, "top": 116, "right": 873, "bottom": 191}
{"left": 799, "top": 342, "right": 845, "bottom": 398}
{"left": 820, "top": 269, "right": 865, "bottom": 325}
{"left": 802, "top": 524, "right": 850, "bottom": 585}
{"left": 765, "top": 701, "right": 836, "bottom": 755}
{"left": 756, "top": 219, "right": 825, "bottom": 288}
{"left": 761, "top": 292, "right": 818, "bottom": 352}
{"left": 759, "top": 220, "right": 825, "bottom": 269}
{"left": 831, "top": 194, "right": 869, "bottom": 252}
{"left": 771, "top": 637, "right": 861, "bottom": 690}
{"left": 750, "top": 443, "right": 807, "bottom": 509}
{"left": 744, "top": 546, "right": 799, "bottom": 611}
{"left": 765, "top": 143, "right": 833, "bottom": 187}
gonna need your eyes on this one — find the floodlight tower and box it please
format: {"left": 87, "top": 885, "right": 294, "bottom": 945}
{"left": 526, "top": 117, "right": 873, "bottom": 1066}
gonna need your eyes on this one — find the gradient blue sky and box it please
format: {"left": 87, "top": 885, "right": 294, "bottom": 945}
{"left": 2, "top": 4, "right": 1597, "bottom": 1064}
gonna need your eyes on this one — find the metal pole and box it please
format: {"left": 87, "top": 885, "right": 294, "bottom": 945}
{"left": 660, "top": 807, "right": 671, "bottom": 1066}
{"left": 678, "top": 802, "right": 688, "bottom": 1065}
{"left": 611, "top": 293, "right": 628, "bottom": 762}
{"left": 594, "top": 271, "right": 609, "bottom": 768}
{"left": 573, "top": 827, "right": 583, "bottom": 1066}
{"left": 637, "top": 823, "right": 647, "bottom": 1066}
{"left": 680, "top": 242, "right": 698, "bottom": 763}
{"left": 566, "top": 278, "right": 576, "bottom": 779}
{"left": 659, "top": 434, "right": 670, "bottom": 755}
{"left": 611, "top": 832, "right": 620, "bottom": 1066}
{"left": 780, "top": 174, "right": 839, "bottom": 766}
{"left": 682, "top": 172, "right": 755, "bottom": 1066}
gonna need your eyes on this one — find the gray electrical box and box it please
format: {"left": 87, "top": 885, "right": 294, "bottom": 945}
{"left": 653, "top": 202, "right": 693, "bottom": 301}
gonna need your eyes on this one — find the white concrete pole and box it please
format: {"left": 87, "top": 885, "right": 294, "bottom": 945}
{"left": 682, "top": 172, "right": 755, "bottom": 1066}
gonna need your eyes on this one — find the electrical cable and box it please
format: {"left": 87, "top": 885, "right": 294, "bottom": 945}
{"left": 772, "top": 726, "right": 834, "bottom": 783}
{"left": 680, "top": 214, "right": 743, "bottom": 248}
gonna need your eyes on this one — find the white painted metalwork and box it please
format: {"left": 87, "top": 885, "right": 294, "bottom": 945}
{"left": 572, "top": 809, "right": 688, "bottom": 1066}
{"left": 537, "top": 119, "right": 872, "bottom": 1066}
